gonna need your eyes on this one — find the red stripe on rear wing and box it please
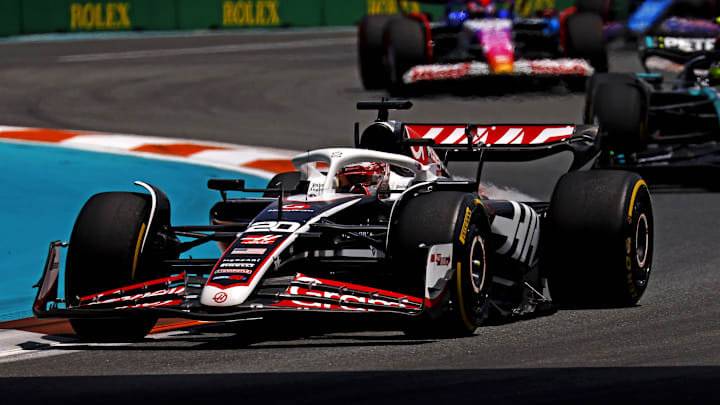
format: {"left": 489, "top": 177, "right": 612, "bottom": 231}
{"left": 405, "top": 125, "right": 576, "bottom": 146}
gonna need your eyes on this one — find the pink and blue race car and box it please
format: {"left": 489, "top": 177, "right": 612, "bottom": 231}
{"left": 358, "top": 0, "right": 608, "bottom": 92}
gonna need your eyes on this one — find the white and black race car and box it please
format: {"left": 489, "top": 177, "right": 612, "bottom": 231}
{"left": 34, "top": 100, "right": 654, "bottom": 340}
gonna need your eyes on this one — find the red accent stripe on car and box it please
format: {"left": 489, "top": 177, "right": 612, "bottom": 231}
{"left": 78, "top": 273, "right": 186, "bottom": 303}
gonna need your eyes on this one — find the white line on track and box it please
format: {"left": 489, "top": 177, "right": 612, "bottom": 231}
{"left": 59, "top": 37, "right": 356, "bottom": 62}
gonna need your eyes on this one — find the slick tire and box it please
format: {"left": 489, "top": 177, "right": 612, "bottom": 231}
{"left": 565, "top": 12, "right": 608, "bottom": 73}
{"left": 263, "top": 171, "right": 301, "bottom": 198}
{"left": 545, "top": 170, "right": 653, "bottom": 308}
{"left": 589, "top": 74, "right": 649, "bottom": 153}
{"left": 575, "top": 0, "right": 610, "bottom": 17}
{"left": 358, "top": 14, "right": 396, "bottom": 90}
{"left": 66, "top": 192, "right": 162, "bottom": 341}
{"left": 584, "top": 73, "right": 637, "bottom": 123}
{"left": 385, "top": 17, "right": 428, "bottom": 94}
{"left": 390, "top": 191, "right": 491, "bottom": 337}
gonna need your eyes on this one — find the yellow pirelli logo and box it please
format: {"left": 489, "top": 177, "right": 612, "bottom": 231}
{"left": 223, "top": 1, "right": 280, "bottom": 27}
{"left": 70, "top": 3, "right": 131, "bottom": 30}
{"left": 459, "top": 207, "right": 472, "bottom": 245}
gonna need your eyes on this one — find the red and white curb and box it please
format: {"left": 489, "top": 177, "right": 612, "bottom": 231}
{"left": 0, "top": 125, "right": 299, "bottom": 178}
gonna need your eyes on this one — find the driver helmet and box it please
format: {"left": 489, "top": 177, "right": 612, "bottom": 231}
{"left": 336, "top": 162, "right": 389, "bottom": 196}
{"left": 709, "top": 62, "right": 720, "bottom": 86}
{"left": 711, "top": 35, "right": 720, "bottom": 85}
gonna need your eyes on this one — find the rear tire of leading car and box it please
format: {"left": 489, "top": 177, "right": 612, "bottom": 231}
{"left": 385, "top": 17, "right": 428, "bottom": 94}
{"left": 65, "top": 192, "right": 165, "bottom": 341}
{"left": 545, "top": 170, "right": 653, "bottom": 308}
{"left": 575, "top": 0, "right": 610, "bottom": 16}
{"left": 358, "top": 14, "right": 396, "bottom": 90}
{"left": 389, "top": 191, "right": 491, "bottom": 337}
{"left": 589, "top": 74, "right": 649, "bottom": 153}
{"left": 565, "top": 12, "right": 608, "bottom": 73}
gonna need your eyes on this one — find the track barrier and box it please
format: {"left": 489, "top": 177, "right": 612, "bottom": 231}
{"left": 2, "top": 0, "right": 629, "bottom": 36}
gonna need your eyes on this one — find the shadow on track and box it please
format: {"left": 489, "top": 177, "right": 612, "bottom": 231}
{"left": 40, "top": 317, "right": 438, "bottom": 351}
{"left": 1, "top": 366, "right": 717, "bottom": 404}
{"left": 389, "top": 76, "right": 586, "bottom": 98}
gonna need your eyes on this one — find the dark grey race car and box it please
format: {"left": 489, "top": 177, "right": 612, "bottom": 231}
{"left": 586, "top": 50, "right": 720, "bottom": 187}
{"left": 34, "top": 100, "right": 653, "bottom": 341}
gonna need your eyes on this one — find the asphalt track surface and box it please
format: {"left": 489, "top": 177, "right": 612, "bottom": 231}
{"left": 1, "top": 30, "right": 720, "bottom": 403}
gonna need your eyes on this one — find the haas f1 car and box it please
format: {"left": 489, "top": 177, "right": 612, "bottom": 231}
{"left": 34, "top": 100, "right": 653, "bottom": 340}
{"left": 585, "top": 50, "right": 720, "bottom": 186}
{"left": 358, "top": 0, "right": 608, "bottom": 92}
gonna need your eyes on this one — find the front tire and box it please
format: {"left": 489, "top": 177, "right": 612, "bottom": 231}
{"left": 66, "top": 192, "right": 168, "bottom": 341}
{"left": 589, "top": 74, "right": 649, "bottom": 153}
{"left": 545, "top": 170, "right": 653, "bottom": 307}
{"left": 389, "top": 191, "right": 491, "bottom": 337}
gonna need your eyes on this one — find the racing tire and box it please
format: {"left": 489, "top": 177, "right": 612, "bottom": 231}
{"left": 263, "top": 171, "right": 301, "bottom": 198}
{"left": 358, "top": 14, "right": 396, "bottom": 90}
{"left": 545, "top": 170, "right": 653, "bottom": 308}
{"left": 389, "top": 191, "right": 491, "bottom": 337}
{"left": 65, "top": 192, "right": 165, "bottom": 341}
{"left": 589, "top": 74, "right": 649, "bottom": 153}
{"left": 565, "top": 12, "right": 608, "bottom": 73}
{"left": 575, "top": 0, "right": 610, "bottom": 16}
{"left": 583, "top": 73, "right": 637, "bottom": 123}
{"left": 385, "top": 17, "right": 428, "bottom": 94}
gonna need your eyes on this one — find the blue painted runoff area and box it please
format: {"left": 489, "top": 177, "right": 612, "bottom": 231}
{"left": 0, "top": 142, "right": 269, "bottom": 321}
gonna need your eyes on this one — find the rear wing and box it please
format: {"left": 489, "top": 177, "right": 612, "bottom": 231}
{"left": 355, "top": 99, "right": 601, "bottom": 175}
{"left": 405, "top": 124, "right": 575, "bottom": 147}
{"left": 403, "top": 123, "right": 600, "bottom": 177}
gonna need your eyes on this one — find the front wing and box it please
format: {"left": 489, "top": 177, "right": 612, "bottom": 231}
{"left": 402, "top": 59, "right": 593, "bottom": 84}
{"left": 33, "top": 242, "right": 425, "bottom": 321}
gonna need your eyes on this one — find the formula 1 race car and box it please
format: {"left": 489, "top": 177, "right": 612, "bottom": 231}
{"left": 633, "top": 0, "right": 720, "bottom": 72}
{"left": 33, "top": 100, "right": 653, "bottom": 341}
{"left": 640, "top": 31, "right": 719, "bottom": 72}
{"left": 358, "top": 0, "right": 608, "bottom": 92}
{"left": 585, "top": 50, "right": 720, "bottom": 185}
{"left": 625, "top": 0, "right": 718, "bottom": 38}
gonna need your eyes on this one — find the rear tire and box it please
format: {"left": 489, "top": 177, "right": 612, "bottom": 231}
{"left": 389, "top": 191, "right": 491, "bottom": 337}
{"left": 545, "top": 170, "right": 653, "bottom": 308}
{"left": 385, "top": 17, "right": 428, "bottom": 94}
{"left": 66, "top": 192, "right": 167, "bottom": 341}
{"left": 565, "top": 12, "right": 608, "bottom": 72}
{"left": 575, "top": 0, "right": 610, "bottom": 16}
{"left": 358, "top": 15, "right": 396, "bottom": 90}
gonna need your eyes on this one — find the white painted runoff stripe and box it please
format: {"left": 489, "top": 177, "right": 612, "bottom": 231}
{"left": 0, "top": 328, "right": 195, "bottom": 364}
{"left": 59, "top": 37, "right": 356, "bottom": 62}
{"left": 0, "top": 329, "right": 77, "bottom": 363}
